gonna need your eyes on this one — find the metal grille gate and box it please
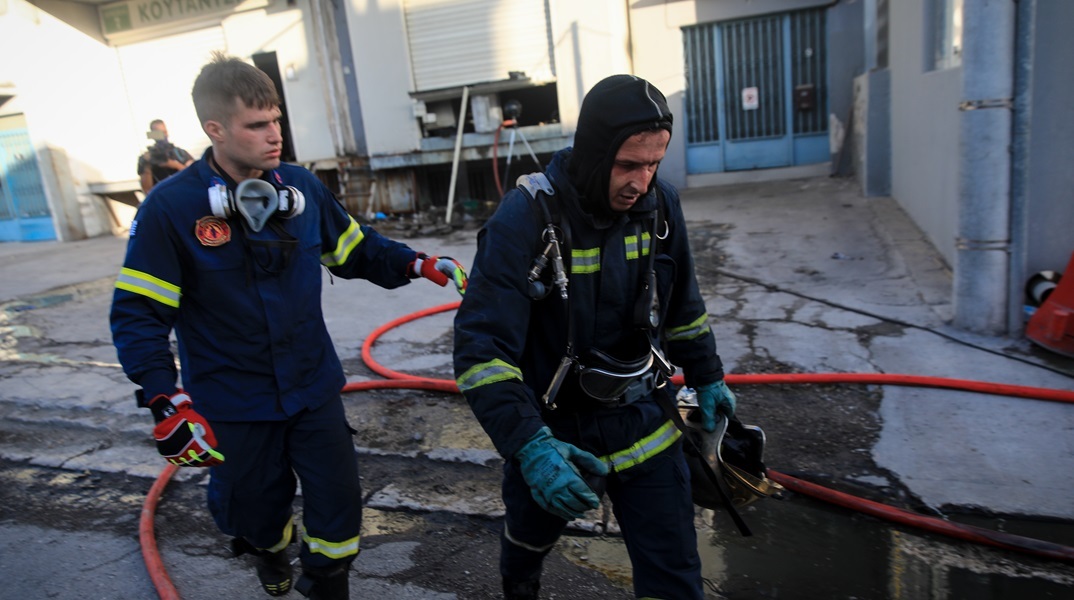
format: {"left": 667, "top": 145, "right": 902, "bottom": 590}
{"left": 723, "top": 15, "right": 785, "bottom": 141}
{"left": 684, "top": 8, "right": 829, "bottom": 174}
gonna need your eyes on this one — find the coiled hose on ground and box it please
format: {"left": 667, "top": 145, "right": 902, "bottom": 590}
{"left": 141, "top": 301, "right": 1074, "bottom": 598}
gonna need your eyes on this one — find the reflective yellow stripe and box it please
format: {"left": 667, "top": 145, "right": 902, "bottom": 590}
{"left": 599, "top": 419, "right": 681, "bottom": 473}
{"left": 624, "top": 232, "right": 651, "bottom": 261}
{"left": 503, "top": 523, "right": 556, "bottom": 553}
{"left": 321, "top": 217, "right": 365, "bottom": 267}
{"left": 303, "top": 531, "right": 360, "bottom": 560}
{"left": 571, "top": 247, "right": 600, "bottom": 274}
{"left": 263, "top": 516, "right": 295, "bottom": 554}
{"left": 667, "top": 313, "right": 711, "bottom": 342}
{"left": 456, "top": 358, "right": 523, "bottom": 392}
{"left": 115, "top": 267, "right": 181, "bottom": 308}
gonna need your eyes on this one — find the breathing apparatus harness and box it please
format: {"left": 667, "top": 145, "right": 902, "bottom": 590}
{"left": 208, "top": 151, "right": 305, "bottom": 279}
{"left": 516, "top": 173, "right": 673, "bottom": 412}
{"left": 518, "top": 173, "right": 781, "bottom": 536}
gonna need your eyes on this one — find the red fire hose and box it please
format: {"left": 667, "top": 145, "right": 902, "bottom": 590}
{"left": 142, "top": 301, "right": 1074, "bottom": 597}
{"left": 140, "top": 462, "right": 180, "bottom": 600}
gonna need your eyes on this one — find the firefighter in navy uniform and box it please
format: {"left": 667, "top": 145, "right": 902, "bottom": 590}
{"left": 453, "top": 75, "right": 737, "bottom": 599}
{"left": 110, "top": 54, "right": 467, "bottom": 600}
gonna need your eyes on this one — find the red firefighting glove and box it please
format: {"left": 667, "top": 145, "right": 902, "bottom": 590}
{"left": 411, "top": 253, "right": 468, "bottom": 296}
{"left": 149, "top": 392, "right": 225, "bottom": 467}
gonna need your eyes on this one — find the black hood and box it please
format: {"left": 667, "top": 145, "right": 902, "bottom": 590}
{"left": 566, "top": 75, "right": 673, "bottom": 217}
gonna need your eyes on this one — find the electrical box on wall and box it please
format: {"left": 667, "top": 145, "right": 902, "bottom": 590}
{"left": 795, "top": 84, "right": 816, "bottom": 112}
{"left": 470, "top": 94, "right": 503, "bottom": 134}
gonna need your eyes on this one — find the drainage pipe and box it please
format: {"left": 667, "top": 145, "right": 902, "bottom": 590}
{"left": 1007, "top": 0, "right": 1036, "bottom": 335}
{"left": 953, "top": 0, "right": 1016, "bottom": 334}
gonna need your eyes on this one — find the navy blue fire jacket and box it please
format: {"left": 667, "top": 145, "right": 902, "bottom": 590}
{"left": 110, "top": 150, "right": 418, "bottom": 422}
{"left": 453, "top": 149, "right": 725, "bottom": 458}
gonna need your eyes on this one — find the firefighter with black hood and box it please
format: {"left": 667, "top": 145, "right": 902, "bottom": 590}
{"left": 454, "top": 75, "right": 737, "bottom": 599}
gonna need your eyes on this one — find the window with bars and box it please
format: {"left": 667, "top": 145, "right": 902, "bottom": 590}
{"left": 928, "top": 0, "right": 963, "bottom": 71}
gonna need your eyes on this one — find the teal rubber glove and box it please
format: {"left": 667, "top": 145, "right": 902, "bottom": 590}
{"left": 515, "top": 427, "right": 609, "bottom": 521}
{"left": 697, "top": 380, "right": 737, "bottom": 433}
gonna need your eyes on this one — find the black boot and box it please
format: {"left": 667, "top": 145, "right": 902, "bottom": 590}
{"left": 295, "top": 565, "right": 349, "bottom": 600}
{"left": 503, "top": 577, "right": 540, "bottom": 600}
{"left": 231, "top": 537, "right": 293, "bottom": 597}
{"left": 255, "top": 549, "right": 294, "bottom": 597}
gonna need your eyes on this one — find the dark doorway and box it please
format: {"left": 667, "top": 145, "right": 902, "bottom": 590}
{"left": 252, "top": 52, "right": 296, "bottom": 163}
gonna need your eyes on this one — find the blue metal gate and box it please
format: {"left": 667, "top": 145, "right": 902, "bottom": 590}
{"left": 0, "top": 129, "right": 55, "bottom": 242}
{"left": 684, "top": 9, "right": 829, "bottom": 174}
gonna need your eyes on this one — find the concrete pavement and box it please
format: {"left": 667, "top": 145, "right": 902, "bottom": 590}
{"left": 1, "top": 175, "right": 1072, "bottom": 599}
{"left": 682, "top": 176, "right": 1073, "bottom": 519}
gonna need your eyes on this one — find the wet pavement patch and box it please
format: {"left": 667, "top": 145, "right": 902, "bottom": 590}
{"left": 572, "top": 494, "right": 1074, "bottom": 599}
{"left": 4, "top": 293, "right": 75, "bottom": 313}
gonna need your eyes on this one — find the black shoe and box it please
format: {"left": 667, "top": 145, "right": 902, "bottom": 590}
{"left": 295, "top": 565, "right": 349, "bottom": 600}
{"left": 503, "top": 577, "right": 540, "bottom": 600}
{"left": 255, "top": 550, "right": 294, "bottom": 597}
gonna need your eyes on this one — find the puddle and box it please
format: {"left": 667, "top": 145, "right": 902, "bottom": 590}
{"left": 564, "top": 494, "right": 1074, "bottom": 598}
{"left": 4, "top": 293, "right": 75, "bottom": 313}
{"left": 362, "top": 507, "right": 427, "bottom": 537}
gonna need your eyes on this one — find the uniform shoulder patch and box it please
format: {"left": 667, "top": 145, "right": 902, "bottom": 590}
{"left": 516, "top": 172, "right": 554, "bottom": 199}
{"left": 195, "top": 216, "right": 231, "bottom": 247}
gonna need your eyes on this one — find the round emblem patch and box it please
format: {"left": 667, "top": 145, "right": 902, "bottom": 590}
{"left": 195, "top": 216, "right": 231, "bottom": 247}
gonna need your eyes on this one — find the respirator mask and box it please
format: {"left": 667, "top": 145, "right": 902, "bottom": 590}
{"left": 208, "top": 176, "right": 305, "bottom": 232}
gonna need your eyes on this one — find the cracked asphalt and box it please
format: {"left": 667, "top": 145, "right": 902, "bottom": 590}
{"left": 1, "top": 176, "right": 1072, "bottom": 599}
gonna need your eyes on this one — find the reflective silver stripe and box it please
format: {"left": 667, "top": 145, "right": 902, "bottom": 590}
{"left": 504, "top": 522, "right": 558, "bottom": 552}
{"left": 571, "top": 247, "right": 600, "bottom": 274}
{"left": 321, "top": 217, "right": 365, "bottom": 267}
{"left": 115, "top": 267, "right": 181, "bottom": 308}
{"left": 624, "top": 232, "right": 651, "bottom": 261}
{"left": 667, "top": 313, "right": 711, "bottom": 342}
{"left": 456, "top": 359, "right": 523, "bottom": 392}
{"left": 303, "top": 532, "right": 360, "bottom": 560}
{"left": 600, "top": 419, "right": 681, "bottom": 473}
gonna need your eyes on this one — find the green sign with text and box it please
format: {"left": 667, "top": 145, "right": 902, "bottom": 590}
{"left": 99, "top": 0, "right": 270, "bottom": 36}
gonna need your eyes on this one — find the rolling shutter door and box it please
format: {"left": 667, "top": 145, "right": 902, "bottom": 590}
{"left": 404, "top": 0, "right": 554, "bottom": 92}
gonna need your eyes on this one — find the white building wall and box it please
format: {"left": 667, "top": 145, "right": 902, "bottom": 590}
{"left": 626, "top": 0, "right": 694, "bottom": 189}
{"left": 889, "top": 0, "right": 961, "bottom": 266}
{"left": 345, "top": 0, "right": 423, "bottom": 158}
{"left": 0, "top": 0, "right": 134, "bottom": 239}
{"left": 223, "top": 0, "right": 337, "bottom": 162}
{"left": 0, "top": 0, "right": 343, "bottom": 238}
{"left": 547, "top": 0, "right": 632, "bottom": 135}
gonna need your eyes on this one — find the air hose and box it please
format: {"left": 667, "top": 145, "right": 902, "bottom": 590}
{"left": 141, "top": 301, "right": 1074, "bottom": 598}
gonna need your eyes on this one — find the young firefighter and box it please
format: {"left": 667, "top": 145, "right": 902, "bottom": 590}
{"left": 453, "top": 75, "right": 737, "bottom": 599}
{"left": 110, "top": 53, "right": 467, "bottom": 600}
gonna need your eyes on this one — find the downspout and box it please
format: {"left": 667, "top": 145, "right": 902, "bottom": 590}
{"left": 308, "top": 0, "right": 357, "bottom": 156}
{"left": 1007, "top": 0, "right": 1036, "bottom": 335}
{"left": 953, "top": 0, "right": 1015, "bottom": 334}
